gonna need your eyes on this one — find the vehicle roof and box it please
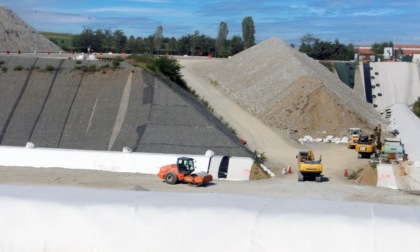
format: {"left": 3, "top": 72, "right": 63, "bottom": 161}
{"left": 384, "top": 138, "right": 401, "bottom": 142}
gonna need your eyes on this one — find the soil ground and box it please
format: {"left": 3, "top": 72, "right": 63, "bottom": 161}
{"left": 1, "top": 165, "right": 419, "bottom": 205}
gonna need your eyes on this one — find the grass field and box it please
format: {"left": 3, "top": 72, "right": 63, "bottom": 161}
{"left": 40, "top": 32, "right": 75, "bottom": 51}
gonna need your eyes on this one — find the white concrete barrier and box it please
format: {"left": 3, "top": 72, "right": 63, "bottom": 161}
{"left": 208, "top": 156, "right": 255, "bottom": 180}
{"left": 0, "top": 146, "right": 254, "bottom": 180}
{"left": 377, "top": 164, "right": 398, "bottom": 189}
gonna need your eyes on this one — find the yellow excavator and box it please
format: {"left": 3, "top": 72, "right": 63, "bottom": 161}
{"left": 355, "top": 124, "right": 382, "bottom": 159}
{"left": 296, "top": 151, "right": 323, "bottom": 182}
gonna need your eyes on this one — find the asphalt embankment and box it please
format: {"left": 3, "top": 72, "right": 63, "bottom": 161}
{"left": 0, "top": 55, "right": 251, "bottom": 157}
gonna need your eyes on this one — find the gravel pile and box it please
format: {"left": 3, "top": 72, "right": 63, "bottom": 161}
{"left": 0, "top": 7, "right": 62, "bottom": 53}
{"left": 194, "top": 37, "right": 383, "bottom": 138}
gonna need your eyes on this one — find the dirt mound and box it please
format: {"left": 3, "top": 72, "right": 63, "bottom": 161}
{"left": 196, "top": 37, "right": 383, "bottom": 139}
{"left": 0, "top": 7, "right": 62, "bottom": 53}
{"left": 262, "top": 76, "right": 371, "bottom": 136}
{"left": 249, "top": 163, "right": 272, "bottom": 180}
{"left": 353, "top": 164, "right": 377, "bottom": 186}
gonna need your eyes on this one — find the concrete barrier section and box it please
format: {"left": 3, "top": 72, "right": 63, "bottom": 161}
{"left": 377, "top": 164, "right": 398, "bottom": 189}
{"left": 0, "top": 145, "right": 253, "bottom": 180}
{"left": 208, "top": 156, "right": 254, "bottom": 180}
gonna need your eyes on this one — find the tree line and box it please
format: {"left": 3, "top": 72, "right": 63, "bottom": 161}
{"left": 71, "top": 16, "right": 256, "bottom": 57}
{"left": 69, "top": 20, "right": 395, "bottom": 62}
{"left": 298, "top": 33, "right": 355, "bottom": 61}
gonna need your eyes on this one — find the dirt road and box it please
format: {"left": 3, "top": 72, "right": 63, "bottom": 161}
{"left": 1, "top": 165, "right": 419, "bottom": 205}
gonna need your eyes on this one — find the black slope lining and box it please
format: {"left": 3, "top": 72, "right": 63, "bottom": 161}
{"left": 363, "top": 62, "right": 373, "bottom": 104}
{"left": 29, "top": 59, "right": 84, "bottom": 148}
{"left": 0, "top": 57, "right": 37, "bottom": 144}
{"left": 0, "top": 55, "right": 251, "bottom": 157}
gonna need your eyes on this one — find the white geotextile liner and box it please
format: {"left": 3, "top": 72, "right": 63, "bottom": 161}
{"left": 368, "top": 62, "right": 420, "bottom": 111}
{"left": 1, "top": 185, "right": 420, "bottom": 252}
{"left": 389, "top": 104, "right": 420, "bottom": 162}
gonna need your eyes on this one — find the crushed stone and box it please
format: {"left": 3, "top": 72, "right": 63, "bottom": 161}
{"left": 189, "top": 37, "right": 384, "bottom": 139}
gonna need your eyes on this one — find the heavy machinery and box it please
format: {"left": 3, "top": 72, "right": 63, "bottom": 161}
{"left": 296, "top": 151, "right": 323, "bottom": 182}
{"left": 157, "top": 157, "right": 213, "bottom": 186}
{"left": 355, "top": 124, "right": 382, "bottom": 159}
{"left": 381, "top": 138, "right": 405, "bottom": 160}
{"left": 347, "top": 128, "right": 362, "bottom": 149}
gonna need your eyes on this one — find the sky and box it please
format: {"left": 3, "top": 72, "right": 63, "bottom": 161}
{"left": 1, "top": 0, "right": 420, "bottom": 46}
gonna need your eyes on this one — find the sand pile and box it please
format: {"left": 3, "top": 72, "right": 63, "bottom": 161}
{"left": 0, "top": 7, "right": 62, "bottom": 53}
{"left": 195, "top": 37, "right": 383, "bottom": 138}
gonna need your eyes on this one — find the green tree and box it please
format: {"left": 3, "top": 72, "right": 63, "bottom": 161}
{"left": 126, "top": 36, "right": 137, "bottom": 54}
{"left": 299, "top": 34, "right": 354, "bottom": 61}
{"left": 230, "top": 35, "right": 244, "bottom": 55}
{"left": 154, "top": 56, "right": 186, "bottom": 89}
{"left": 91, "top": 29, "right": 105, "bottom": 52}
{"left": 299, "top": 33, "right": 319, "bottom": 55}
{"left": 371, "top": 41, "right": 393, "bottom": 55}
{"left": 167, "top": 37, "right": 177, "bottom": 55}
{"left": 101, "top": 29, "right": 113, "bottom": 52}
{"left": 216, "top": 21, "right": 228, "bottom": 57}
{"left": 153, "top": 25, "right": 164, "bottom": 55}
{"left": 113, "top": 30, "right": 127, "bottom": 53}
{"left": 135, "top": 37, "right": 144, "bottom": 53}
{"left": 177, "top": 34, "right": 192, "bottom": 55}
{"left": 176, "top": 32, "right": 215, "bottom": 56}
{"left": 73, "top": 27, "right": 95, "bottom": 52}
{"left": 143, "top": 35, "right": 154, "bottom": 54}
{"left": 190, "top": 30, "right": 201, "bottom": 55}
{"left": 242, "top": 16, "right": 255, "bottom": 49}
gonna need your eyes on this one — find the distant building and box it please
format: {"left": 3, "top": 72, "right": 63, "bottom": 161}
{"left": 355, "top": 45, "right": 420, "bottom": 56}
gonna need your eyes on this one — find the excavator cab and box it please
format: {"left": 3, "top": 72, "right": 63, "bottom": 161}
{"left": 296, "top": 151, "right": 323, "bottom": 182}
{"left": 299, "top": 152, "right": 309, "bottom": 162}
{"left": 358, "top": 135, "right": 371, "bottom": 144}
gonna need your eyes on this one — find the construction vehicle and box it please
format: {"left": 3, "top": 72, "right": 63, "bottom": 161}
{"left": 296, "top": 151, "right": 323, "bottom": 182}
{"left": 355, "top": 124, "right": 382, "bottom": 159}
{"left": 347, "top": 128, "right": 362, "bottom": 149}
{"left": 381, "top": 138, "right": 405, "bottom": 160}
{"left": 157, "top": 157, "right": 213, "bottom": 186}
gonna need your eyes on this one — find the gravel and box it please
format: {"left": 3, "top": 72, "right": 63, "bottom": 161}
{"left": 191, "top": 37, "right": 385, "bottom": 138}
{"left": 0, "top": 7, "right": 62, "bottom": 53}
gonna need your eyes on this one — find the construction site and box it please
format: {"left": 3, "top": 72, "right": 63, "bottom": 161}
{"left": 1, "top": 6, "right": 420, "bottom": 252}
